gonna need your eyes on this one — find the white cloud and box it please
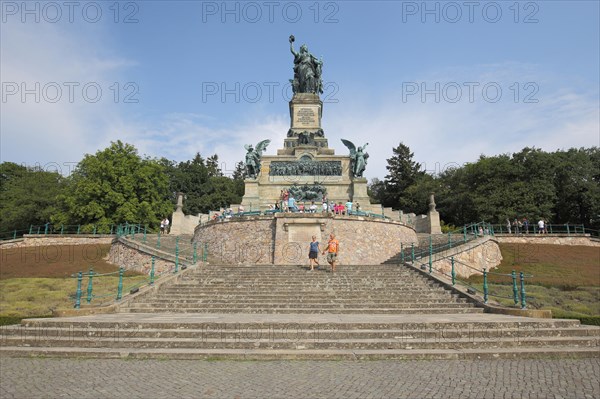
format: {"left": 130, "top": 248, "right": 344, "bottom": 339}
{"left": 2, "top": 25, "right": 597, "bottom": 187}
{"left": 0, "top": 22, "right": 135, "bottom": 171}
{"left": 325, "top": 62, "right": 599, "bottom": 179}
{"left": 107, "top": 112, "right": 289, "bottom": 175}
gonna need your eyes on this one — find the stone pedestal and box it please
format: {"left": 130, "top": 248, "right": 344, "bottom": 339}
{"left": 281, "top": 93, "right": 328, "bottom": 154}
{"left": 428, "top": 193, "right": 441, "bottom": 234}
{"left": 351, "top": 178, "right": 377, "bottom": 212}
{"left": 428, "top": 210, "right": 442, "bottom": 234}
{"left": 241, "top": 180, "right": 260, "bottom": 210}
{"left": 289, "top": 93, "right": 322, "bottom": 131}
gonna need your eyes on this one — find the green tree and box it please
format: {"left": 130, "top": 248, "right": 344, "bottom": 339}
{"left": 0, "top": 163, "right": 64, "bottom": 232}
{"left": 380, "top": 143, "right": 426, "bottom": 211}
{"left": 206, "top": 154, "right": 223, "bottom": 177}
{"left": 552, "top": 148, "right": 600, "bottom": 228}
{"left": 55, "top": 141, "right": 172, "bottom": 232}
{"left": 367, "top": 178, "right": 384, "bottom": 204}
{"left": 164, "top": 153, "right": 244, "bottom": 215}
{"left": 231, "top": 160, "right": 247, "bottom": 199}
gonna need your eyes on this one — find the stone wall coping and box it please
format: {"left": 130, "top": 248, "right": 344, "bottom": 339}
{"left": 494, "top": 233, "right": 590, "bottom": 238}
{"left": 204, "top": 213, "right": 410, "bottom": 224}
{"left": 116, "top": 237, "right": 186, "bottom": 265}
{"left": 431, "top": 236, "right": 495, "bottom": 261}
{"left": 0, "top": 238, "right": 24, "bottom": 246}
{"left": 195, "top": 213, "right": 414, "bottom": 234}
{"left": 23, "top": 234, "right": 116, "bottom": 239}
{"left": 0, "top": 234, "right": 116, "bottom": 248}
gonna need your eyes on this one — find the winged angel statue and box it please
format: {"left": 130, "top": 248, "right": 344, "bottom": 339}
{"left": 244, "top": 140, "right": 271, "bottom": 179}
{"left": 341, "top": 139, "right": 369, "bottom": 178}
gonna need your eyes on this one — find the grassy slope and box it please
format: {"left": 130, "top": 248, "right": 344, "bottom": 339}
{"left": 468, "top": 243, "right": 600, "bottom": 319}
{"left": 0, "top": 244, "right": 146, "bottom": 319}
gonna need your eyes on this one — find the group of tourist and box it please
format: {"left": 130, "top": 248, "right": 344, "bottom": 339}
{"left": 277, "top": 190, "right": 360, "bottom": 215}
{"left": 308, "top": 233, "right": 339, "bottom": 272}
{"left": 505, "top": 217, "right": 548, "bottom": 234}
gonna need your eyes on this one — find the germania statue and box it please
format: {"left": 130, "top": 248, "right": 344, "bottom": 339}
{"left": 289, "top": 35, "right": 323, "bottom": 95}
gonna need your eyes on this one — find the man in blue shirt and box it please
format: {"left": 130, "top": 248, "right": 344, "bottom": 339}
{"left": 288, "top": 195, "right": 298, "bottom": 212}
{"left": 345, "top": 200, "right": 353, "bottom": 215}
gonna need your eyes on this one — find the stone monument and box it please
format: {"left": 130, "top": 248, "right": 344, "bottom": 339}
{"left": 240, "top": 36, "right": 379, "bottom": 213}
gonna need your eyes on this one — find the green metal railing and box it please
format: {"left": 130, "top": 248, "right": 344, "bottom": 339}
{"left": 0, "top": 222, "right": 148, "bottom": 240}
{"left": 71, "top": 231, "right": 208, "bottom": 308}
{"left": 420, "top": 254, "right": 531, "bottom": 309}
{"left": 491, "top": 223, "right": 589, "bottom": 236}
{"left": 395, "top": 221, "right": 532, "bottom": 309}
{"left": 398, "top": 221, "right": 494, "bottom": 263}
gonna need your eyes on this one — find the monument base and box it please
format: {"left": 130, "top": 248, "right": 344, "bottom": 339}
{"left": 241, "top": 180, "right": 260, "bottom": 211}
{"left": 193, "top": 213, "right": 418, "bottom": 265}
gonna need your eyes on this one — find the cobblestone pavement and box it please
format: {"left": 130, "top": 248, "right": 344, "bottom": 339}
{"left": 1, "top": 358, "right": 599, "bottom": 399}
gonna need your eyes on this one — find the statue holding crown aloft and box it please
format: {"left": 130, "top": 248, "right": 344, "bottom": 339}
{"left": 289, "top": 35, "right": 323, "bottom": 95}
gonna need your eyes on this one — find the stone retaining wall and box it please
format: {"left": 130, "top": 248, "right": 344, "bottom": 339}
{"left": 428, "top": 237, "right": 503, "bottom": 279}
{"left": 0, "top": 235, "right": 114, "bottom": 249}
{"left": 194, "top": 218, "right": 276, "bottom": 264}
{"left": 495, "top": 235, "right": 599, "bottom": 247}
{"left": 108, "top": 240, "right": 175, "bottom": 275}
{"left": 193, "top": 214, "right": 418, "bottom": 265}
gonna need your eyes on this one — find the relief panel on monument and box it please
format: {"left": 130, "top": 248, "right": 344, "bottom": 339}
{"left": 269, "top": 161, "right": 342, "bottom": 176}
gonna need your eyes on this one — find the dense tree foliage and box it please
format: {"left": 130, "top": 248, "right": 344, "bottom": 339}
{"left": 53, "top": 141, "right": 173, "bottom": 231}
{"left": 162, "top": 153, "right": 244, "bottom": 215}
{"left": 0, "top": 163, "right": 64, "bottom": 232}
{"left": 370, "top": 144, "right": 600, "bottom": 230}
{"left": 1, "top": 141, "right": 597, "bottom": 233}
{"left": 379, "top": 144, "right": 427, "bottom": 210}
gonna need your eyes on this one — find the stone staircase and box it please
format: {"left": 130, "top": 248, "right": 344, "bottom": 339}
{"left": 124, "top": 264, "right": 481, "bottom": 314}
{"left": 1, "top": 263, "right": 598, "bottom": 360}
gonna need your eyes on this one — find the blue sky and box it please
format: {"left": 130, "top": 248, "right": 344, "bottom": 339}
{"left": 1, "top": 0, "right": 599, "bottom": 180}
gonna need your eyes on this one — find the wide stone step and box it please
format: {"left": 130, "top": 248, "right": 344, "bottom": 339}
{"left": 152, "top": 294, "right": 458, "bottom": 302}
{"left": 148, "top": 293, "right": 460, "bottom": 301}
{"left": 2, "top": 345, "right": 598, "bottom": 360}
{"left": 16, "top": 314, "right": 587, "bottom": 330}
{"left": 159, "top": 287, "right": 452, "bottom": 293}
{"left": 124, "top": 307, "right": 484, "bottom": 314}
{"left": 128, "top": 302, "right": 474, "bottom": 310}
{"left": 179, "top": 274, "right": 433, "bottom": 278}
{"left": 4, "top": 325, "right": 597, "bottom": 340}
{"left": 140, "top": 298, "right": 467, "bottom": 305}
{"left": 2, "top": 335, "right": 598, "bottom": 351}
{"left": 175, "top": 281, "right": 439, "bottom": 288}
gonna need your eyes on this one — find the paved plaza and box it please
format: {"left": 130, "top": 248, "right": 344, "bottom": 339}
{"left": 1, "top": 357, "right": 598, "bottom": 399}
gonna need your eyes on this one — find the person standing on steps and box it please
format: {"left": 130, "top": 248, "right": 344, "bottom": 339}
{"left": 323, "top": 233, "right": 339, "bottom": 273}
{"left": 308, "top": 235, "right": 322, "bottom": 271}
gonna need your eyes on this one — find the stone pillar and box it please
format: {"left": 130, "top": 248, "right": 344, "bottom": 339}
{"left": 241, "top": 180, "right": 260, "bottom": 211}
{"left": 176, "top": 192, "right": 184, "bottom": 212}
{"left": 427, "top": 193, "right": 442, "bottom": 234}
{"left": 351, "top": 178, "right": 379, "bottom": 213}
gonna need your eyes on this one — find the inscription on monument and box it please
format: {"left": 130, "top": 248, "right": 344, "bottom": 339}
{"left": 288, "top": 225, "right": 321, "bottom": 243}
{"left": 298, "top": 108, "right": 315, "bottom": 124}
{"left": 293, "top": 106, "right": 320, "bottom": 128}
